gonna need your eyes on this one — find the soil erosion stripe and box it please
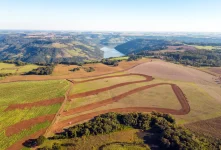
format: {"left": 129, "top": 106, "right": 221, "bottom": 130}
{"left": 4, "top": 97, "right": 64, "bottom": 111}
{"left": 5, "top": 114, "right": 55, "bottom": 137}
{"left": 6, "top": 128, "right": 47, "bottom": 150}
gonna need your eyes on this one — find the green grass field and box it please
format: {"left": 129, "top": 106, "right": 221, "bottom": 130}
{"left": 102, "top": 143, "right": 150, "bottom": 150}
{"left": 0, "top": 121, "right": 50, "bottom": 150}
{"left": 69, "top": 74, "right": 146, "bottom": 94}
{"left": 109, "top": 56, "right": 129, "bottom": 61}
{"left": 192, "top": 45, "right": 221, "bottom": 50}
{"left": 39, "top": 129, "right": 146, "bottom": 150}
{"left": 63, "top": 77, "right": 221, "bottom": 125}
{"left": 0, "top": 63, "right": 39, "bottom": 75}
{"left": 0, "top": 80, "right": 70, "bottom": 150}
{"left": 0, "top": 80, "right": 69, "bottom": 105}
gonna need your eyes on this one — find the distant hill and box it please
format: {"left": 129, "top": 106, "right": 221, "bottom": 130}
{"left": 115, "top": 39, "right": 171, "bottom": 54}
{"left": 0, "top": 35, "right": 103, "bottom": 64}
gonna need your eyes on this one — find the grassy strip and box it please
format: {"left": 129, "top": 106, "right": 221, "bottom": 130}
{"left": 0, "top": 80, "right": 69, "bottom": 105}
{"left": 0, "top": 121, "right": 50, "bottom": 150}
{"left": 0, "top": 104, "right": 60, "bottom": 130}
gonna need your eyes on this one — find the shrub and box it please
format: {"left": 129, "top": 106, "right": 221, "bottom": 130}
{"left": 36, "top": 135, "right": 46, "bottom": 146}
{"left": 25, "top": 66, "right": 54, "bottom": 75}
{"left": 69, "top": 67, "right": 80, "bottom": 72}
{"left": 83, "top": 67, "right": 95, "bottom": 72}
{"left": 101, "top": 59, "right": 119, "bottom": 66}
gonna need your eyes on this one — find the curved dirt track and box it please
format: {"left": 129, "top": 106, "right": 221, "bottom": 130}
{"left": 72, "top": 73, "right": 152, "bottom": 84}
{"left": 69, "top": 74, "right": 153, "bottom": 99}
{"left": 4, "top": 97, "right": 64, "bottom": 111}
{"left": 5, "top": 114, "right": 55, "bottom": 137}
{"left": 53, "top": 83, "right": 190, "bottom": 132}
{"left": 62, "top": 83, "right": 189, "bottom": 117}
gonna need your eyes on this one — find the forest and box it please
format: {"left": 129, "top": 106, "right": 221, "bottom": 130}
{"left": 162, "top": 50, "right": 221, "bottom": 67}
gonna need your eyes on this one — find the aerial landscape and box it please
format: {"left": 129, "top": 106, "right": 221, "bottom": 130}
{"left": 0, "top": 0, "right": 221, "bottom": 150}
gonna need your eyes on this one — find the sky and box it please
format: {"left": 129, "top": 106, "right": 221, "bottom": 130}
{"left": 0, "top": 0, "right": 221, "bottom": 32}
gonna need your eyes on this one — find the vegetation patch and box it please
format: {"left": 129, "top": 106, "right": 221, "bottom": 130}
{"left": 25, "top": 66, "right": 55, "bottom": 75}
{"left": 101, "top": 59, "right": 119, "bottom": 66}
{"left": 83, "top": 67, "right": 95, "bottom": 72}
{"left": 0, "top": 80, "right": 69, "bottom": 105}
{"left": 36, "top": 112, "right": 219, "bottom": 150}
{"left": 100, "top": 142, "right": 150, "bottom": 150}
{"left": 0, "top": 121, "right": 50, "bottom": 150}
{"left": 69, "top": 74, "right": 146, "bottom": 95}
{"left": 69, "top": 67, "right": 80, "bottom": 72}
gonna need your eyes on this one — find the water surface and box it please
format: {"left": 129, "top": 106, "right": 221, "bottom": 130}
{"left": 101, "top": 47, "right": 124, "bottom": 58}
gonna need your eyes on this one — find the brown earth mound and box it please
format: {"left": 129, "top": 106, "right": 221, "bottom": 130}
{"left": 5, "top": 97, "right": 64, "bottom": 111}
{"left": 5, "top": 114, "right": 55, "bottom": 137}
{"left": 185, "top": 116, "right": 221, "bottom": 139}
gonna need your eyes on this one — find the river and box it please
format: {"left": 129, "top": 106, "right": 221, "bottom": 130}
{"left": 101, "top": 47, "right": 124, "bottom": 58}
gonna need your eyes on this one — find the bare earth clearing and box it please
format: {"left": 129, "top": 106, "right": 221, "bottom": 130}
{"left": 128, "top": 60, "right": 221, "bottom": 103}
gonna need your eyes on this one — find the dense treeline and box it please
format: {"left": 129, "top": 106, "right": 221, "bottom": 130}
{"left": 42, "top": 112, "right": 218, "bottom": 150}
{"left": 185, "top": 42, "right": 221, "bottom": 46}
{"left": 127, "top": 55, "right": 142, "bottom": 61}
{"left": 101, "top": 59, "right": 119, "bottom": 66}
{"left": 115, "top": 39, "right": 170, "bottom": 54}
{"left": 2, "top": 60, "right": 27, "bottom": 66}
{"left": 163, "top": 50, "right": 221, "bottom": 67}
{"left": 25, "top": 66, "right": 54, "bottom": 75}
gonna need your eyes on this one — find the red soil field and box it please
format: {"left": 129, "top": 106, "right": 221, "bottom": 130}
{"left": 4, "top": 97, "right": 64, "bottom": 111}
{"left": 5, "top": 114, "right": 55, "bottom": 137}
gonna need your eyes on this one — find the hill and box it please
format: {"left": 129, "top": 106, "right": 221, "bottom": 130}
{"left": 0, "top": 34, "right": 103, "bottom": 63}
{"left": 115, "top": 39, "right": 171, "bottom": 54}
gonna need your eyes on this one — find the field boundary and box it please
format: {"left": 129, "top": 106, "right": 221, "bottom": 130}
{"left": 51, "top": 81, "right": 190, "bottom": 132}
{"left": 4, "top": 97, "right": 64, "bottom": 111}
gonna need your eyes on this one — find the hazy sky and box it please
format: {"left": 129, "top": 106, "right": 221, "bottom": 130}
{"left": 0, "top": 0, "right": 221, "bottom": 32}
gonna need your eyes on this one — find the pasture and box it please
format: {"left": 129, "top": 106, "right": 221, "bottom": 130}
{"left": 192, "top": 45, "right": 220, "bottom": 50}
{"left": 0, "top": 58, "right": 150, "bottom": 83}
{"left": 0, "top": 80, "right": 69, "bottom": 150}
{"left": 0, "top": 63, "right": 39, "bottom": 75}
{"left": 40, "top": 129, "right": 147, "bottom": 150}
